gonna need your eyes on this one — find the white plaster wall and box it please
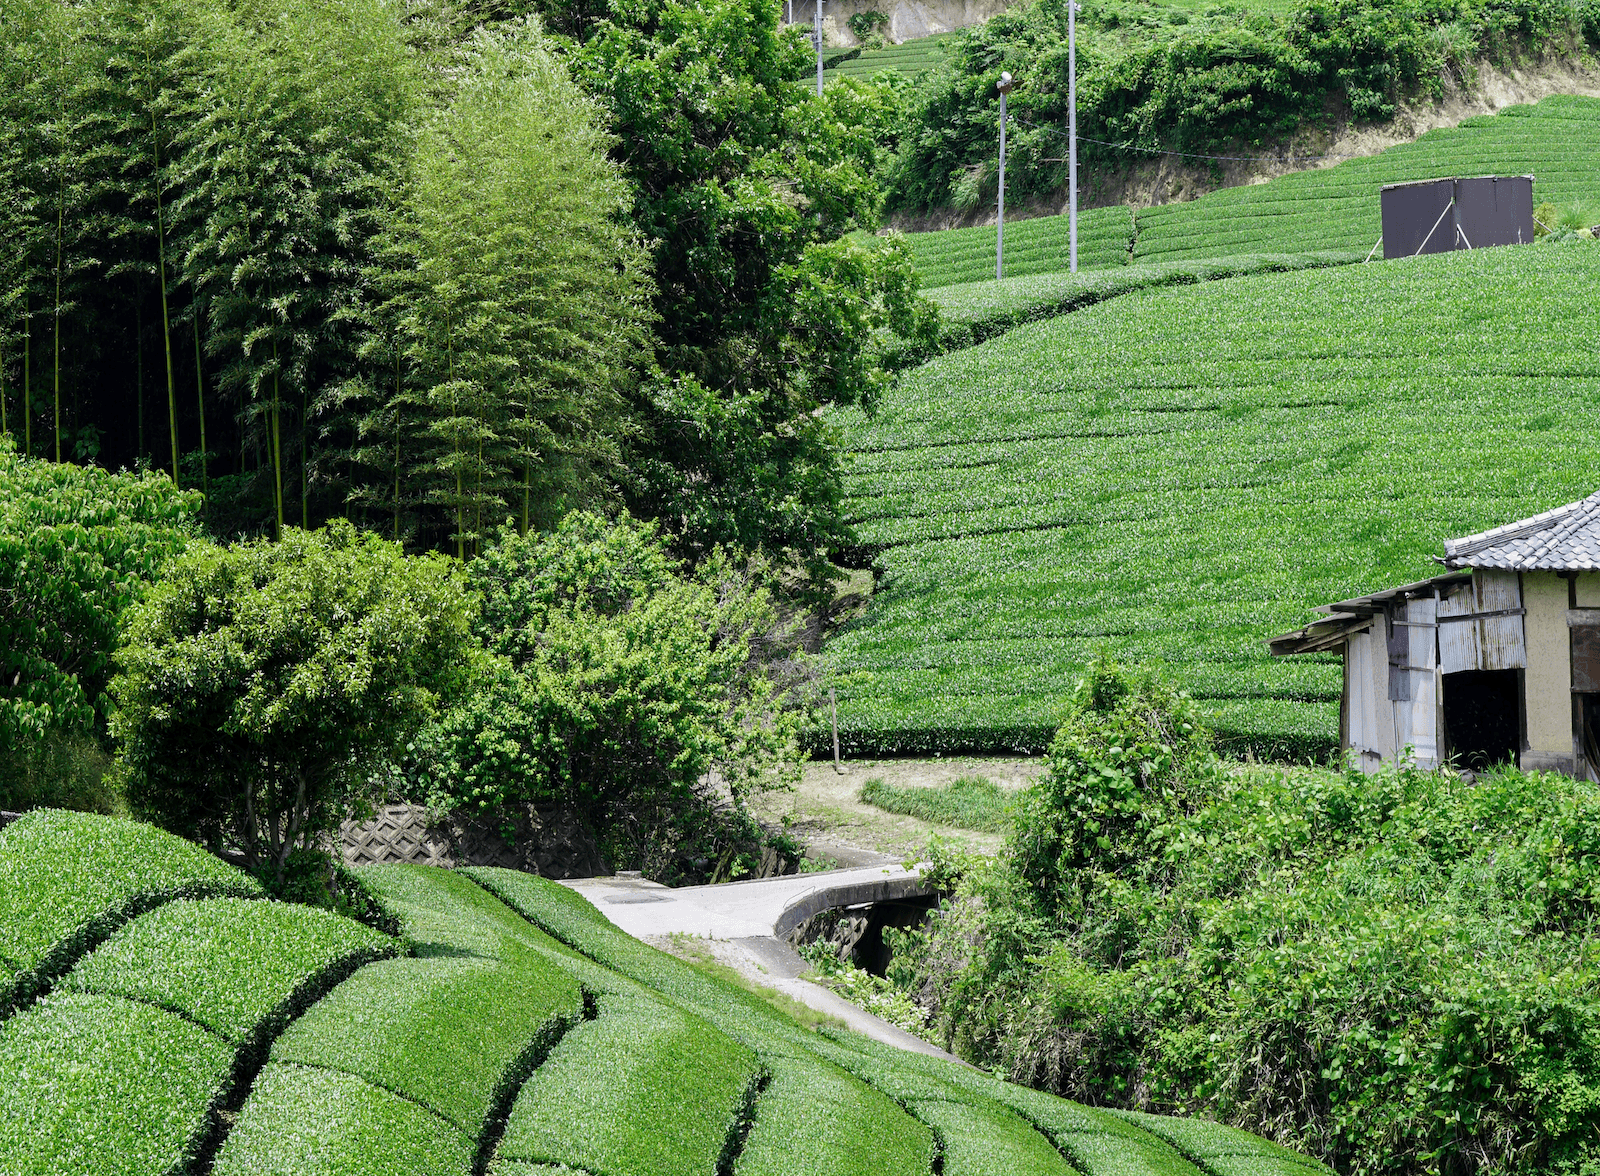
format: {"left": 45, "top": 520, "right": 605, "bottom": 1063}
{"left": 1522, "top": 570, "right": 1573, "bottom": 772}
{"left": 1576, "top": 571, "right": 1600, "bottom": 609}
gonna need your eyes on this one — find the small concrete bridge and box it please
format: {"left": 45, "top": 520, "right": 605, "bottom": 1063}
{"left": 562, "top": 863, "right": 954, "bottom": 1060}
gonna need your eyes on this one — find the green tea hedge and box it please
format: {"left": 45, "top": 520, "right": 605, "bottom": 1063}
{"left": 0, "top": 810, "right": 261, "bottom": 1016}
{"left": 63, "top": 897, "right": 394, "bottom": 1050}
{"left": 214, "top": 1062, "right": 475, "bottom": 1176}
{"left": 0, "top": 992, "right": 233, "bottom": 1176}
{"left": 882, "top": 252, "right": 1362, "bottom": 370}
{"left": 272, "top": 955, "right": 581, "bottom": 1136}
{"left": 736, "top": 1053, "right": 936, "bottom": 1176}
{"left": 1110, "top": 1111, "right": 1333, "bottom": 1173}
{"left": 909, "top": 1097, "right": 1078, "bottom": 1176}
{"left": 497, "top": 988, "right": 759, "bottom": 1176}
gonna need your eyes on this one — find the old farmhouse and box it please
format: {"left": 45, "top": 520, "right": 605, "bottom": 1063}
{"left": 1270, "top": 492, "right": 1600, "bottom": 779}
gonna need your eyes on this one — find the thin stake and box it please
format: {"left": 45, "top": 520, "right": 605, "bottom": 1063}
{"left": 830, "top": 686, "right": 844, "bottom": 774}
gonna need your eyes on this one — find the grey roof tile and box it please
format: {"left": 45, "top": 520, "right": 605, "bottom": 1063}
{"left": 1442, "top": 490, "right": 1600, "bottom": 570}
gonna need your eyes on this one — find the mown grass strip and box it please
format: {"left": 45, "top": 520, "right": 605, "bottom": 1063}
{"left": 62, "top": 896, "right": 394, "bottom": 1053}
{"left": 0, "top": 991, "right": 234, "bottom": 1176}
{"left": 0, "top": 810, "right": 261, "bottom": 1017}
{"left": 271, "top": 954, "right": 582, "bottom": 1138}
{"left": 496, "top": 987, "right": 760, "bottom": 1176}
{"left": 213, "top": 1062, "right": 476, "bottom": 1176}
{"left": 859, "top": 774, "right": 1015, "bottom": 832}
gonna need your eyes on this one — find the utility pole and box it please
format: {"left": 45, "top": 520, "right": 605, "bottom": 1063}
{"left": 1069, "top": 1, "right": 1080, "bottom": 272}
{"left": 996, "top": 71, "right": 1014, "bottom": 281}
{"left": 815, "top": 0, "right": 824, "bottom": 96}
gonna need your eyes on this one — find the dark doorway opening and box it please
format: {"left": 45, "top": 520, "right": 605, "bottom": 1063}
{"left": 1443, "top": 669, "right": 1520, "bottom": 772}
{"left": 1581, "top": 694, "right": 1600, "bottom": 783}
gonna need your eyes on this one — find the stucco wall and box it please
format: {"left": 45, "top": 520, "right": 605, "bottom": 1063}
{"left": 1576, "top": 571, "right": 1600, "bottom": 608}
{"left": 1522, "top": 570, "right": 1573, "bottom": 773}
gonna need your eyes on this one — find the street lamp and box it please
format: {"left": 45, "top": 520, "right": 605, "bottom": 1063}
{"left": 815, "top": 0, "right": 824, "bottom": 96}
{"left": 996, "top": 70, "right": 1014, "bottom": 281}
{"left": 1068, "top": 1, "right": 1080, "bottom": 272}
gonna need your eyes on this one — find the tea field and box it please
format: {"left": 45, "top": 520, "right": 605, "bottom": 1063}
{"left": 904, "top": 94, "right": 1600, "bottom": 286}
{"left": 826, "top": 243, "right": 1600, "bottom": 757}
{"left": 0, "top": 808, "right": 1330, "bottom": 1176}
{"left": 826, "top": 33, "right": 956, "bottom": 82}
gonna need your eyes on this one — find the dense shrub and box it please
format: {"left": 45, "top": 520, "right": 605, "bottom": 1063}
{"left": 415, "top": 512, "right": 809, "bottom": 884}
{"left": 111, "top": 521, "right": 477, "bottom": 889}
{"left": 892, "top": 666, "right": 1600, "bottom": 1175}
{"left": 0, "top": 439, "right": 197, "bottom": 809}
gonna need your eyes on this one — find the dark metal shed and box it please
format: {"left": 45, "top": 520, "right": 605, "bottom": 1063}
{"left": 1380, "top": 175, "right": 1534, "bottom": 259}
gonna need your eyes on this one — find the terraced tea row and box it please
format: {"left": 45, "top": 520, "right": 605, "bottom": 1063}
{"left": 903, "top": 94, "right": 1600, "bottom": 287}
{"left": 827, "top": 245, "right": 1600, "bottom": 756}
{"left": 827, "top": 33, "right": 956, "bottom": 82}
{"left": 0, "top": 810, "right": 1334, "bottom": 1175}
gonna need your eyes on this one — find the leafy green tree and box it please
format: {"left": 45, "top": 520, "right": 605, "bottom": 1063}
{"left": 111, "top": 520, "right": 477, "bottom": 887}
{"left": 530, "top": 0, "right": 933, "bottom": 584}
{"left": 0, "top": 437, "right": 199, "bottom": 779}
{"left": 353, "top": 25, "right": 653, "bottom": 554}
{"left": 417, "top": 512, "right": 807, "bottom": 882}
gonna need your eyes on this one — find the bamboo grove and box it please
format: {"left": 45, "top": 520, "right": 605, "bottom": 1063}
{"left": 0, "top": 0, "right": 652, "bottom": 551}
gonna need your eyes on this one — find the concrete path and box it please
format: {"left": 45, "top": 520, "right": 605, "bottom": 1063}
{"left": 561, "top": 864, "right": 962, "bottom": 1061}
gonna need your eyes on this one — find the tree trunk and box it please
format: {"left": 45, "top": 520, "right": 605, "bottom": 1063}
{"left": 150, "top": 97, "right": 179, "bottom": 486}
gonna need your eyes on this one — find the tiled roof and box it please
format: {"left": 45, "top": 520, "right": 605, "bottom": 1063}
{"left": 1443, "top": 491, "right": 1600, "bottom": 570}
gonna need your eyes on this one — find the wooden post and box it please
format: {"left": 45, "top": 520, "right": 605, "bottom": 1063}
{"left": 830, "top": 686, "right": 844, "bottom": 774}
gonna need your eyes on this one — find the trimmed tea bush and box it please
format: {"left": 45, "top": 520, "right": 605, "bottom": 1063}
{"left": 497, "top": 988, "right": 760, "bottom": 1176}
{"left": 909, "top": 1097, "right": 1079, "bottom": 1176}
{"left": 0, "top": 992, "right": 234, "bottom": 1176}
{"left": 63, "top": 897, "right": 395, "bottom": 1048}
{"left": 0, "top": 809, "right": 261, "bottom": 1016}
{"left": 214, "top": 1062, "right": 476, "bottom": 1176}
{"left": 736, "top": 1053, "right": 937, "bottom": 1176}
{"left": 271, "top": 955, "right": 581, "bottom": 1135}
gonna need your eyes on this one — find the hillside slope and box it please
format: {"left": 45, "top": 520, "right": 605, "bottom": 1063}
{"left": 905, "top": 94, "right": 1600, "bottom": 285}
{"left": 826, "top": 244, "right": 1600, "bottom": 756}
{"left": 0, "top": 809, "right": 1329, "bottom": 1176}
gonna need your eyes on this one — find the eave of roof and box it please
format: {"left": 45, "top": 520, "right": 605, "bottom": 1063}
{"left": 1443, "top": 490, "right": 1600, "bottom": 571}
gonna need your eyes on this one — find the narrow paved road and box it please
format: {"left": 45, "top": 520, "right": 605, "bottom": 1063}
{"left": 562, "top": 864, "right": 963, "bottom": 1062}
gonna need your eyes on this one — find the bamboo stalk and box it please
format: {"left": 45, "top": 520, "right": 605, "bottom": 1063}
{"left": 300, "top": 383, "right": 307, "bottom": 527}
{"left": 149, "top": 83, "right": 178, "bottom": 486}
{"left": 23, "top": 297, "right": 30, "bottom": 458}
{"left": 192, "top": 308, "right": 206, "bottom": 498}
{"left": 136, "top": 300, "right": 143, "bottom": 463}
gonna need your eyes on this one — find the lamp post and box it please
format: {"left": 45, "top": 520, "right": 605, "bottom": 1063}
{"left": 996, "top": 70, "right": 1014, "bottom": 281}
{"left": 1068, "top": 1, "right": 1080, "bottom": 272}
{"left": 815, "top": 0, "right": 824, "bottom": 96}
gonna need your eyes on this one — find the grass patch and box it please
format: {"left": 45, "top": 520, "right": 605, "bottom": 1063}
{"left": 858, "top": 774, "right": 1015, "bottom": 832}
{"left": 214, "top": 1062, "right": 475, "bottom": 1176}
{"left": 0, "top": 810, "right": 261, "bottom": 1017}
{"left": 664, "top": 933, "right": 847, "bottom": 1032}
{"left": 271, "top": 954, "right": 581, "bottom": 1137}
{"left": 63, "top": 896, "right": 395, "bottom": 1049}
{"left": 497, "top": 987, "right": 759, "bottom": 1176}
{"left": 0, "top": 991, "right": 234, "bottom": 1176}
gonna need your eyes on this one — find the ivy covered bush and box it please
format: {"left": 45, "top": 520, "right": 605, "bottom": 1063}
{"left": 892, "top": 662, "right": 1600, "bottom": 1176}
